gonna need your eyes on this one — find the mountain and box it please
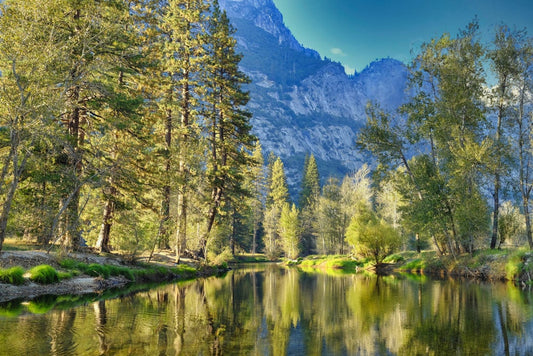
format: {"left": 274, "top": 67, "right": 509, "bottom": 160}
{"left": 218, "top": 0, "right": 409, "bottom": 193}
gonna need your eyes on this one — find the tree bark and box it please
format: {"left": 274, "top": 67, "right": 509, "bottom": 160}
{"left": 96, "top": 187, "right": 116, "bottom": 253}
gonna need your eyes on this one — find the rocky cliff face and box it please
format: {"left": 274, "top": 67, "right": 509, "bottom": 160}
{"left": 219, "top": 0, "right": 409, "bottom": 193}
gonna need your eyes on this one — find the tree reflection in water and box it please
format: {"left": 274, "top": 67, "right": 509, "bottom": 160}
{"left": 1, "top": 264, "right": 533, "bottom": 355}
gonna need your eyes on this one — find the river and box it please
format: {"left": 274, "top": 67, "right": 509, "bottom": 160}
{"left": 1, "top": 263, "right": 533, "bottom": 355}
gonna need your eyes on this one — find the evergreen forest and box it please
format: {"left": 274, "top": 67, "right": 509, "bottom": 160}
{"left": 1, "top": 0, "right": 533, "bottom": 266}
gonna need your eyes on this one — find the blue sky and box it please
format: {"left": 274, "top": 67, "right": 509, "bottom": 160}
{"left": 271, "top": 0, "right": 533, "bottom": 74}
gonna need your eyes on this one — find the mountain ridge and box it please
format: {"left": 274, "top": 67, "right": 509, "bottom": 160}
{"left": 218, "top": 0, "right": 409, "bottom": 194}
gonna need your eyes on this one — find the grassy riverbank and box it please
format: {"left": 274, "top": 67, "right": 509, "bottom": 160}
{"left": 287, "top": 249, "right": 533, "bottom": 284}
{"left": 0, "top": 239, "right": 229, "bottom": 303}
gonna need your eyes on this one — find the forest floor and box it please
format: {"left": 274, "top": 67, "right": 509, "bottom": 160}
{"left": 0, "top": 240, "right": 204, "bottom": 303}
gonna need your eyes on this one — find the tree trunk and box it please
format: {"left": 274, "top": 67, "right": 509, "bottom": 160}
{"left": 175, "top": 191, "right": 187, "bottom": 264}
{"left": 524, "top": 198, "right": 533, "bottom": 249}
{"left": 491, "top": 173, "right": 500, "bottom": 249}
{"left": 159, "top": 106, "right": 173, "bottom": 250}
{"left": 0, "top": 133, "right": 27, "bottom": 251}
{"left": 175, "top": 63, "right": 190, "bottom": 263}
{"left": 491, "top": 89, "right": 506, "bottom": 249}
{"left": 96, "top": 188, "right": 116, "bottom": 253}
{"left": 198, "top": 187, "right": 223, "bottom": 260}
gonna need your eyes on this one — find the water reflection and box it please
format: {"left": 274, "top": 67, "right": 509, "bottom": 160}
{"left": 1, "top": 264, "right": 533, "bottom": 355}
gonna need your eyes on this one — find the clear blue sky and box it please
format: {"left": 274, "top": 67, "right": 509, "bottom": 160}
{"left": 272, "top": 0, "right": 533, "bottom": 74}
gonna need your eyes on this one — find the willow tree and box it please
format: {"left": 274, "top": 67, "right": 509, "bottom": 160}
{"left": 198, "top": 2, "right": 255, "bottom": 259}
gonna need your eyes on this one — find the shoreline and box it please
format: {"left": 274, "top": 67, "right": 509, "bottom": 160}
{"left": 0, "top": 250, "right": 211, "bottom": 304}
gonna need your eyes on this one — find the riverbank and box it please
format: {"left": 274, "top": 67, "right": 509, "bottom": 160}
{"left": 0, "top": 249, "right": 224, "bottom": 303}
{"left": 287, "top": 249, "right": 533, "bottom": 284}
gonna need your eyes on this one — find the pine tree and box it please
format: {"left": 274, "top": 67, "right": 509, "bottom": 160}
{"left": 161, "top": 0, "right": 210, "bottom": 261}
{"left": 197, "top": 1, "right": 255, "bottom": 260}
{"left": 264, "top": 157, "right": 289, "bottom": 259}
{"left": 279, "top": 203, "right": 301, "bottom": 259}
{"left": 298, "top": 154, "right": 320, "bottom": 254}
{"left": 244, "top": 143, "right": 266, "bottom": 254}
{"left": 299, "top": 154, "right": 320, "bottom": 209}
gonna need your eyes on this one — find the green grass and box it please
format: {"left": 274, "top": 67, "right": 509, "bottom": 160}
{"left": 383, "top": 254, "right": 405, "bottom": 263}
{"left": 505, "top": 250, "right": 530, "bottom": 281}
{"left": 399, "top": 259, "right": 426, "bottom": 272}
{"left": 0, "top": 266, "right": 25, "bottom": 285}
{"left": 28, "top": 265, "right": 59, "bottom": 284}
{"left": 234, "top": 254, "right": 270, "bottom": 263}
{"left": 59, "top": 259, "right": 137, "bottom": 281}
{"left": 290, "top": 255, "right": 363, "bottom": 272}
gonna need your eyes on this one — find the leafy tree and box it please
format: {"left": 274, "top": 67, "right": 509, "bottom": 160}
{"left": 345, "top": 205, "right": 401, "bottom": 265}
{"left": 315, "top": 178, "right": 342, "bottom": 254}
{"left": 497, "top": 201, "right": 523, "bottom": 248}
{"left": 487, "top": 25, "right": 525, "bottom": 249}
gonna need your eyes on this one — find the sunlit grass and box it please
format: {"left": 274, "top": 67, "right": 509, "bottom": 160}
{"left": 0, "top": 266, "right": 25, "bottom": 285}
{"left": 28, "top": 265, "right": 60, "bottom": 284}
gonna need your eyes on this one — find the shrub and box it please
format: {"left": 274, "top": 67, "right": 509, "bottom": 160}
{"left": 29, "top": 265, "right": 59, "bottom": 284}
{"left": 345, "top": 206, "right": 401, "bottom": 265}
{"left": 0, "top": 266, "right": 25, "bottom": 285}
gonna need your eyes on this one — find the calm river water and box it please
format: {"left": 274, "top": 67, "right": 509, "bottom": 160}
{"left": 1, "top": 263, "right": 533, "bottom": 355}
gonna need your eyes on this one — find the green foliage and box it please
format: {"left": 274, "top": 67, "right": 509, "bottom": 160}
{"left": 28, "top": 265, "right": 59, "bottom": 284}
{"left": 78, "top": 261, "right": 104, "bottom": 276}
{"left": 498, "top": 202, "right": 524, "bottom": 246}
{"left": 345, "top": 205, "right": 401, "bottom": 265}
{"left": 268, "top": 157, "right": 289, "bottom": 208}
{"left": 505, "top": 250, "right": 531, "bottom": 281}
{"left": 0, "top": 266, "right": 25, "bottom": 285}
{"left": 279, "top": 203, "right": 301, "bottom": 260}
{"left": 399, "top": 259, "right": 426, "bottom": 272}
{"left": 382, "top": 254, "right": 405, "bottom": 263}
{"left": 59, "top": 258, "right": 135, "bottom": 281}
{"left": 299, "top": 154, "right": 320, "bottom": 209}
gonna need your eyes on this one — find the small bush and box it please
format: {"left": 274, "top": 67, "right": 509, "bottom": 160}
{"left": 0, "top": 266, "right": 25, "bottom": 285}
{"left": 29, "top": 265, "right": 59, "bottom": 284}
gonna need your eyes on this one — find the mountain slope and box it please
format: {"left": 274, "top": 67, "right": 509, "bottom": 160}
{"left": 219, "top": 0, "right": 409, "bottom": 192}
